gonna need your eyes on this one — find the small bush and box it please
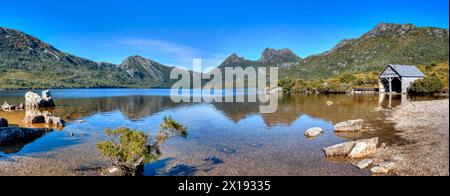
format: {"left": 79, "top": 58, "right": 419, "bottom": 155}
{"left": 409, "top": 76, "right": 444, "bottom": 94}
{"left": 97, "top": 116, "right": 187, "bottom": 176}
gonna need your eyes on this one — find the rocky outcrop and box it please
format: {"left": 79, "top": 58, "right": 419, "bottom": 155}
{"left": 334, "top": 119, "right": 364, "bottom": 132}
{"left": 0, "top": 127, "right": 51, "bottom": 145}
{"left": 305, "top": 127, "right": 323, "bottom": 138}
{"left": 0, "top": 117, "right": 8, "bottom": 127}
{"left": 25, "top": 90, "right": 55, "bottom": 108}
{"left": 324, "top": 137, "right": 378, "bottom": 158}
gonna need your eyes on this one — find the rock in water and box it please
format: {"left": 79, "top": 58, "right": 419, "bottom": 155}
{"left": 0, "top": 117, "right": 8, "bottom": 127}
{"left": 371, "top": 162, "right": 395, "bottom": 174}
{"left": 334, "top": 119, "right": 364, "bottom": 132}
{"left": 355, "top": 159, "right": 374, "bottom": 169}
{"left": 348, "top": 138, "right": 378, "bottom": 158}
{"left": 324, "top": 137, "right": 378, "bottom": 158}
{"left": 25, "top": 90, "right": 55, "bottom": 108}
{"left": 305, "top": 127, "right": 323, "bottom": 137}
{"left": 23, "top": 109, "right": 48, "bottom": 124}
{"left": 0, "top": 127, "right": 50, "bottom": 145}
{"left": 323, "top": 141, "right": 357, "bottom": 157}
{"left": 45, "top": 116, "right": 66, "bottom": 127}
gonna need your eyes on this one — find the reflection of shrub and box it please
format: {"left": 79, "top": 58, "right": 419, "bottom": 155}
{"left": 97, "top": 116, "right": 187, "bottom": 176}
{"left": 409, "top": 77, "right": 444, "bottom": 94}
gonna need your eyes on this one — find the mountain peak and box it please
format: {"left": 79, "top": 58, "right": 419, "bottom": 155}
{"left": 222, "top": 53, "right": 247, "bottom": 64}
{"left": 364, "top": 22, "right": 418, "bottom": 38}
{"left": 120, "top": 55, "right": 170, "bottom": 82}
{"left": 259, "top": 48, "right": 301, "bottom": 64}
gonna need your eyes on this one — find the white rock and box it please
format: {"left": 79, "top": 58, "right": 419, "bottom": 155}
{"left": 323, "top": 141, "right": 356, "bottom": 157}
{"left": 355, "top": 159, "right": 373, "bottom": 169}
{"left": 348, "top": 137, "right": 378, "bottom": 159}
{"left": 326, "top": 101, "right": 334, "bottom": 106}
{"left": 323, "top": 137, "right": 378, "bottom": 158}
{"left": 305, "top": 127, "right": 323, "bottom": 137}
{"left": 371, "top": 162, "right": 394, "bottom": 174}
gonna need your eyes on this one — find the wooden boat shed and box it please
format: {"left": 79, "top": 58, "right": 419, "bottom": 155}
{"left": 379, "top": 64, "right": 425, "bottom": 94}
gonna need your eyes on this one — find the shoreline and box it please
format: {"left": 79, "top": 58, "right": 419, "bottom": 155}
{"left": 376, "top": 99, "right": 449, "bottom": 176}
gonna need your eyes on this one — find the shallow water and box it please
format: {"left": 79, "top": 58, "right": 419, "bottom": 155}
{"left": 0, "top": 89, "right": 416, "bottom": 176}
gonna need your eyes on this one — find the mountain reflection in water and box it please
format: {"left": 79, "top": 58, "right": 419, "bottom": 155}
{"left": 0, "top": 89, "right": 429, "bottom": 175}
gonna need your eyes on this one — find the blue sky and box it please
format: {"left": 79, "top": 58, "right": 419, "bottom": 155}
{"left": 1, "top": 0, "right": 448, "bottom": 69}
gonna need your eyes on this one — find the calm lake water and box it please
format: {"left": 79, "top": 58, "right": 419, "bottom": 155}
{"left": 0, "top": 89, "right": 413, "bottom": 176}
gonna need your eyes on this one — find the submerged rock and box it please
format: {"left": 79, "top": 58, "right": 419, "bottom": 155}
{"left": 0, "top": 127, "right": 51, "bottom": 145}
{"left": 334, "top": 119, "right": 364, "bottom": 132}
{"left": 25, "top": 90, "right": 55, "bottom": 108}
{"left": 305, "top": 127, "right": 323, "bottom": 138}
{"left": 323, "top": 137, "right": 378, "bottom": 159}
{"left": 0, "top": 117, "right": 8, "bottom": 127}
{"left": 355, "top": 159, "right": 373, "bottom": 169}
{"left": 370, "top": 162, "right": 395, "bottom": 174}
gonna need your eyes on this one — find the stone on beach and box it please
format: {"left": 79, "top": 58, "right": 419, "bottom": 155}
{"left": 355, "top": 159, "right": 373, "bottom": 169}
{"left": 348, "top": 137, "right": 378, "bottom": 158}
{"left": 334, "top": 119, "right": 364, "bottom": 132}
{"left": 305, "top": 127, "right": 323, "bottom": 138}
{"left": 0, "top": 117, "right": 8, "bottom": 127}
{"left": 0, "top": 127, "right": 50, "bottom": 145}
{"left": 370, "top": 162, "right": 395, "bottom": 174}
{"left": 323, "top": 137, "right": 378, "bottom": 158}
{"left": 25, "top": 90, "right": 55, "bottom": 108}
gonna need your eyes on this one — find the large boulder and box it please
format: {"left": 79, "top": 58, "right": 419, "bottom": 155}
{"left": 305, "top": 127, "right": 323, "bottom": 138}
{"left": 334, "top": 119, "right": 364, "bottom": 132}
{"left": 324, "top": 137, "right": 378, "bottom": 159}
{"left": 0, "top": 127, "right": 50, "bottom": 145}
{"left": 0, "top": 117, "right": 8, "bottom": 127}
{"left": 25, "top": 90, "right": 55, "bottom": 108}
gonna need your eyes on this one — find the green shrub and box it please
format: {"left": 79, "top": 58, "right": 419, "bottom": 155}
{"left": 97, "top": 116, "right": 187, "bottom": 176}
{"left": 339, "top": 74, "right": 357, "bottom": 84}
{"left": 409, "top": 76, "right": 444, "bottom": 94}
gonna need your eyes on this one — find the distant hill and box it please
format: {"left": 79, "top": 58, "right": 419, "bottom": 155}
{"left": 259, "top": 48, "right": 301, "bottom": 66}
{"left": 281, "top": 23, "right": 449, "bottom": 80}
{"left": 0, "top": 27, "right": 174, "bottom": 89}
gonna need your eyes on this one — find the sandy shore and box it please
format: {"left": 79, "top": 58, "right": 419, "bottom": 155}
{"left": 377, "top": 99, "right": 449, "bottom": 176}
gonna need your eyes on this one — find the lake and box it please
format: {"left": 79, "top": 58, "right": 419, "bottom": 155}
{"left": 0, "top": 89, "right": 409, "bottom": 176}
